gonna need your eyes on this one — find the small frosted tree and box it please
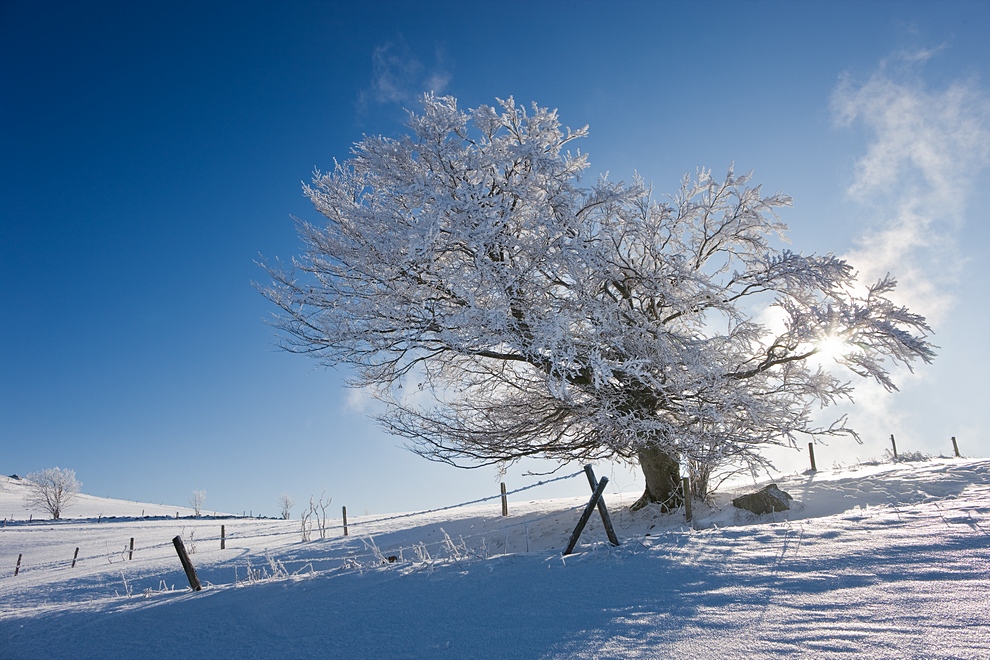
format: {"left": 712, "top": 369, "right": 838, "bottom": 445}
{"left": 26, "top": 467, "right": 81, "bottom": 520}
{"left": 189, "top": 489, "right": 206, "bottom": 517}
{"left": 278, "top": 492, "right": 294, "bottom": 520}
{"left": 262, "top": 94, "right": 935, "bottom": 509}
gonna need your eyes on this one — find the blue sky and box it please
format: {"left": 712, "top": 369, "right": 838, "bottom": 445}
{"left": 2, "top": 1, "right": 988, "bottom": 517}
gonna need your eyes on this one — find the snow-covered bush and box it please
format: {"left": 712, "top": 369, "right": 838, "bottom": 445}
{"left": 887, "top": 450, "right": 931, "bottom": 463}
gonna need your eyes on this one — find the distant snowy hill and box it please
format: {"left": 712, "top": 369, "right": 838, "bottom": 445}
{"left": 1, "top": 474, "right": 204, "bottom": 521}
{"left": 2, "top": 458, "right": 988, "bottom": 658}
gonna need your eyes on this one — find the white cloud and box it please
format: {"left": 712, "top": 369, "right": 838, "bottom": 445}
{"left": 831, "top": 54, "right": 990, "bottom": 324}
{"left": 345, "top": 386, "right": 375, "bottom": 413}
{"left": 358, "top": 39, "right": 451, "bottom": 111}
{"left": 810, "top": 51, "right": 990, "bottom": 465}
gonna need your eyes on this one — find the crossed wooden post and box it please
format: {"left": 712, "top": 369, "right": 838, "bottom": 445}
{"left": 564, "top": 465, "right": 620, "bottom": 555}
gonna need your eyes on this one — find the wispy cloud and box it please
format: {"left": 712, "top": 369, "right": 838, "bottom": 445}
{"left": 831, "top": 51, "right": 990, "bottom": 324}
{"left": 345, "top": 386, "right": 375, "bottom": 413}
{"left": 818, "top": 50, "right": 990, "bottom": 456}
{"left": 357, "top": 38, "right": 451, "bottom": 112}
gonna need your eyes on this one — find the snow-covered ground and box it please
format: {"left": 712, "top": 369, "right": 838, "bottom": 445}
{"left": 1, "top": 458, "right": 988, "bottom": 658}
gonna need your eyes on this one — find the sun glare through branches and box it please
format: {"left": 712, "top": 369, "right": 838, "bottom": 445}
{"left": 813, "top": 334, "right": 849, "bottom": 366}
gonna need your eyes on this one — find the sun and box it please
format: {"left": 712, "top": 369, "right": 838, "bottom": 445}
{"left": 814, "top": 334, "right": 849, "bottom": 364}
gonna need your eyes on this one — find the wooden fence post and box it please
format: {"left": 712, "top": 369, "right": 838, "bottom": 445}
{"left": 890, "top": 434, "right": 898, "bottom": 460}
{"left": 808, "top": 442, "right": 817, "bottom": 472}
{"left": 500, "top": 483, "right": 508, "bottom": 517}
{"left": 221, "top": 524, "right": 226, "bottom": 550}
{"left": 71, "top": 547, "right": 79, "bottom": 568}
{"left": 14, "top": 554, "right": 22, "bottom": 576}
{"left": 583, "top": 465, "right": 620, "bottom": 546}
{"left": 952, "top": 436, "right": 961, "bottom": 458}
{"left": 682, "top": 477, "right": 693, "bottom": 523}
{"left": 564, "top": 476, "right": 610, "bottom": 556}
{"left": 128, "top": 537, "right": 134, "bottom": 560}
{"left": 342, "top": 506, "right": 348, "bottom": 536}
{"left": 171, "top": 536, "right": 202, "bottom": 592}
{"left": 582, "top": 465, "right": 598, "bottom": 491}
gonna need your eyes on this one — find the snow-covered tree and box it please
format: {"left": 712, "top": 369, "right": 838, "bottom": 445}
{"left": 278, "top": 492, "right": 294, "bottom": 520}
{"left": 26, "top": 467, "right": 81, "bottom": 519}
{"left": 261, "top": 94, "right": 935, "bottom": 509}
{"left": 189, "top": 489, "right": 206, "bottom": 517}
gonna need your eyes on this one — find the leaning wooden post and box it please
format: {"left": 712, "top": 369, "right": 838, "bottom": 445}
{"left": 171, "top": 536, "right": 202, "bottom": 591}
{"left": 808, "top": 442, "right": 818, "bottom": 472}
{"left": 220, "top": 524, "right": 226, "bottom": 550}
{"left": 342, "top": 506, "right": 348, "bottom": 536}
{"left": 128, "top": 537, "right": 134, "bottom": 560}
{"left": 14, "top": 554, "right": 22, "bottom": 576}
{"left": 500, "top": 483, "right": 508, "bottom": 517}
{"left": 71, "top": 547, "right": 80, "bottom": 568}
{"left": 583, "top": 465, "right": 619, "bottom": 546}
{"left": 890, "top": 434, "right": 898, "bottom": 460}
{"left": 564, "top": 476, "right": 609, "bottom": 556}
{"left": 682, "top": 477, "right": 693, "bottom": 523}
{"left": 952, "top": 436, "right": 961, "bottom": 458}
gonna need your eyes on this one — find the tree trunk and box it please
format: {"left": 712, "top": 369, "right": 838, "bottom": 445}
{"left": 630, "top": 445, "right": 682, "bottom": 511}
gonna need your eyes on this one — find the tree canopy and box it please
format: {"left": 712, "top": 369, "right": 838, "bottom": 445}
{"left": 261, "top": 94, "right": 935, "bottom": 507}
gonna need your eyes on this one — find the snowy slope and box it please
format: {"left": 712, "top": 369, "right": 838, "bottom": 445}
{"left": 1, "top": 458, "right": 988, "bottom": 659}
{"left": 0, "top": 474, "right": 207, "bottom": 521}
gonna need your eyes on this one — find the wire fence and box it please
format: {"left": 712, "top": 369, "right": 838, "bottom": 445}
{"left": 1, "top": 469, "right": 604, "bottom": 585}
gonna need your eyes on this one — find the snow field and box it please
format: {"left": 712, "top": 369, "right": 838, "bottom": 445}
{"left": 1, "top": 458, "right": 988, "bottom": 658}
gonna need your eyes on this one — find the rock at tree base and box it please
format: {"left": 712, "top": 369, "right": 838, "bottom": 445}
{"left": 732, "top": 484, "right": 793, "bottom": 514}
